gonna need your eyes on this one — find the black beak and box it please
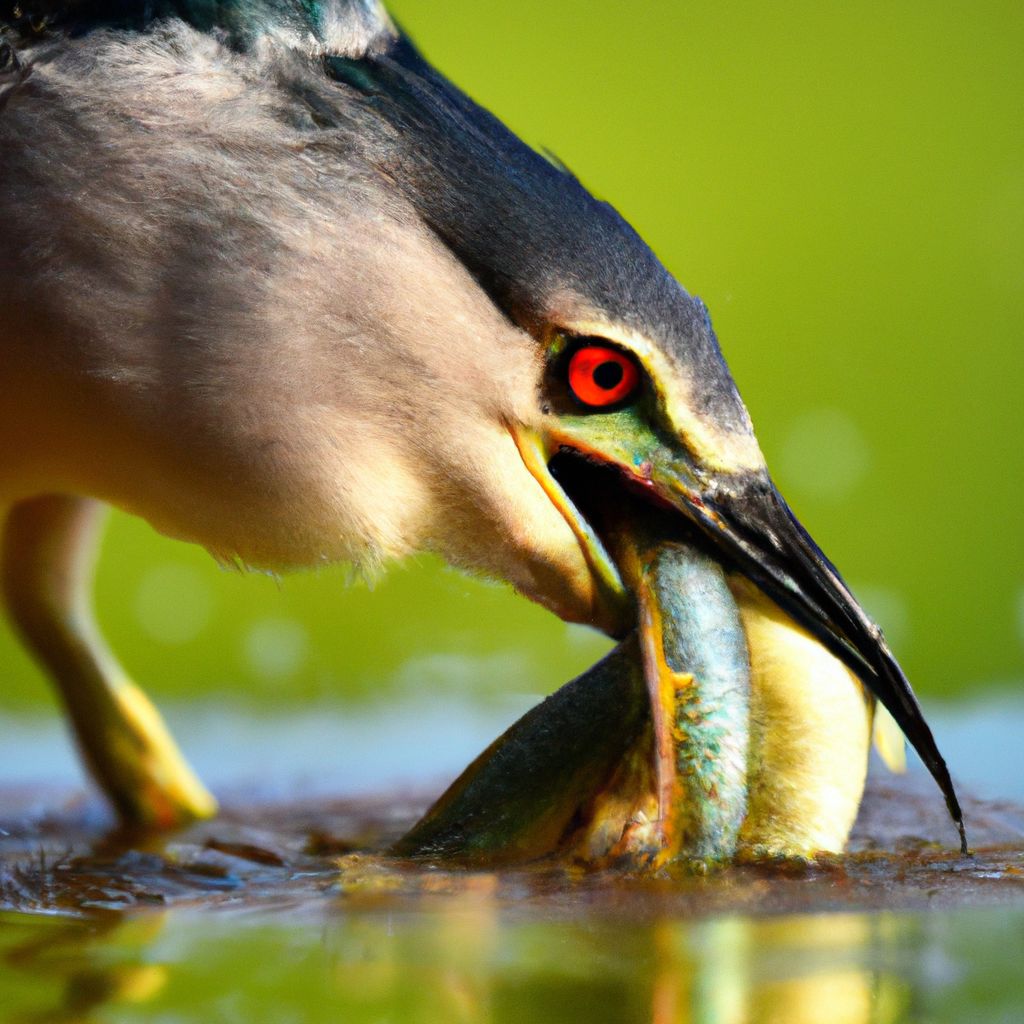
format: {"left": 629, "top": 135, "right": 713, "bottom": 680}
{"left": 686, "top": 472, "right": 967, "bottom": 853}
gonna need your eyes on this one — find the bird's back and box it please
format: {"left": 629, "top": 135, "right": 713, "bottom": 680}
{"left": 0, "top": 1, "right": 425, "bottom": 564}
{"left": 0, "top": 0, "right": 551, "bottom": 579}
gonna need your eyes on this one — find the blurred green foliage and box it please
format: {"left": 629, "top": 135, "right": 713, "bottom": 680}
{"left": 1, "top": 0, "right": 1021, "bottom": 711}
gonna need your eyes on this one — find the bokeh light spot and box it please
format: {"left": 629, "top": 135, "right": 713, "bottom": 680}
{"left": 134, "top": 564, "right": 215, "bottom": 646}
{"left": 851, "top": 584, "right": 910, "bottom": 652}
{"left": 778, "top": 407, "right": 871, "bottom": 502}
{"left": 393, "top": 650, "right": 533, "bottom": 696}
{"left": 244, "top": 618, "right": 310, "bottom": 681}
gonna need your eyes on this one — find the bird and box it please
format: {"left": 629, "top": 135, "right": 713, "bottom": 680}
{"left": 0, "top": 0, "right": 964, "bottom": 854}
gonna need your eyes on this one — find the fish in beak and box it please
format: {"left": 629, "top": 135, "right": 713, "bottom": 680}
{"left": 395, "top": 320, "right": 967, "bottom": 865}
{"left": 539, "top": 432, "right": 965, "bottom": 854}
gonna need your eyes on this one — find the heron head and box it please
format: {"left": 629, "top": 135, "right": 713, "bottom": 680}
{"left": 310, "top": 13, "right": 961, "bottom": 836}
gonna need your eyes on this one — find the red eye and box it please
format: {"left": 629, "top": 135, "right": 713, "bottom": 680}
{"left": 568, "top": 345, "right": 640, "bottom": 407}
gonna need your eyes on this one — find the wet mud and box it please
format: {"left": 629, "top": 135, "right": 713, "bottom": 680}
{"left": 2, "top": 775, "right": 1023, "bottom": 920}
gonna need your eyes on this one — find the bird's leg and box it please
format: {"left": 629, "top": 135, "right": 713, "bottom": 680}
{"left": 1, "top": 495, "right": 216, "bottom": 828}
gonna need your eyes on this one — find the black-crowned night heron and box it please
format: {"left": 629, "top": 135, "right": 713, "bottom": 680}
{"left": 0, "top": 0, "right": 964, "bottom": 856}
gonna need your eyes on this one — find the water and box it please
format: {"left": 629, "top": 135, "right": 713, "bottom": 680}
{"left": 2, "top": 695, "right": 1023, "bottom": 804}
{"left": 2, "top": 898, "right": 1024, "bottom": 1022}
{"left": 1, "top": 699, "right": 1023, "bottom": 1022}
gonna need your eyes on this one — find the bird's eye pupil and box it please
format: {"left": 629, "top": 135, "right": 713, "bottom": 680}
{"left": 592, "top": 361, "right": 624, "bottom": 390}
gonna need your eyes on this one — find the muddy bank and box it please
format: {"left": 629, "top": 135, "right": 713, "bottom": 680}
{"left": 1, "top": 775, "right": 1022, "bottom": 919}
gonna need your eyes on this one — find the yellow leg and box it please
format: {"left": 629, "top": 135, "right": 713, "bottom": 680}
{"left": 1, "top": 495, "right": 216, "bottom": 828}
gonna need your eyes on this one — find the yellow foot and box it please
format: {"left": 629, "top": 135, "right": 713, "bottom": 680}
{"left": 83, "top": 680, "right": 218, "bottom": 830}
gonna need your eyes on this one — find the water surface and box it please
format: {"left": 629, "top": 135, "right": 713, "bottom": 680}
{"left": 2, "top": 700, "right": 1023, "bottom": 1023}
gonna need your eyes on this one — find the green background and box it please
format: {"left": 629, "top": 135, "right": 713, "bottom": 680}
{"left": 1, "top": 0, "right": 1021, "bottom": 712}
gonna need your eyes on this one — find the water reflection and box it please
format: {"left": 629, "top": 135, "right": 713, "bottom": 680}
{"left": 0, "top": 904, "right": 926, "bottom": 1024}
{"left": 4, "top": 898, "right": 1023, "bottom": 1023}
{"left": 650, "top": 917, "right": 881, "bottom": 1024}
{"left": 1, "top": 913, "right": 169, "bottom": 1023}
